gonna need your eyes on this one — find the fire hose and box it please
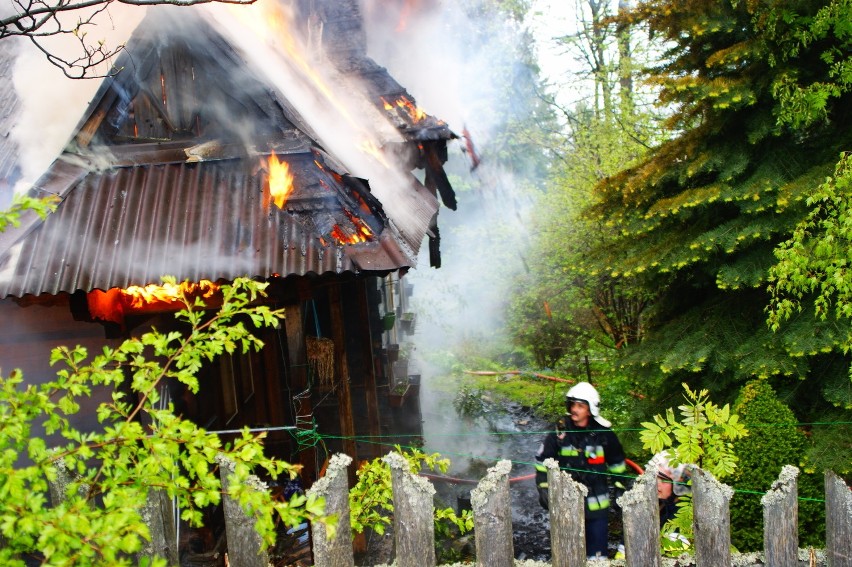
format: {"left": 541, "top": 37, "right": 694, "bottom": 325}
{"left": 419, "top": 458, "right": 644, "bottom": 485}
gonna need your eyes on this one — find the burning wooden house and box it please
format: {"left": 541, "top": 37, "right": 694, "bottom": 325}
{"left": 0, "top": 0, "right": 454, "bottom": 512}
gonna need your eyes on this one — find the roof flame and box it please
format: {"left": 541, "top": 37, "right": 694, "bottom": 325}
{"left": 380, "top": 95, "right": 427, "bottom": 123}
{"left": 397, "top": 96, "right": 426, "bottom": 122}
{"left": 121, "top": 280, "right": 219, "bottom": 309}
{"left": 328, "top": 209, "right": 375, "bottom": 245}
{"left": 265, "top": 151, "right": 295, "bottom": 209}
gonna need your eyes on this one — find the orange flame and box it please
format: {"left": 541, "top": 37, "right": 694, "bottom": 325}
{"left": 331, "top": 225, "right": 369, "bottom": 245}
{"left": 395, "top": 0, "right": 419, "bottom": 32}
{"left": 395, "top": 95, "right": 426, "bottom": 122}
{"left": 253, "top": 4, "right": 358, "bottom": 127}
{"left": 329, "top": 210, "right": 375, "bottom": 246}
{"left": 344, "top": 209, "right": 375, "bottom": 239}
{"left": 265, "top": 151, "right": 295, "bottom": 209}
{"left": 121, "top": 280, "right": 219, "bottom": 309}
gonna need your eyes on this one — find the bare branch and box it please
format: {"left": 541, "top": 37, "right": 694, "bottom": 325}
{"left": 1, "top": 0, "right": 256, "bottom": 78}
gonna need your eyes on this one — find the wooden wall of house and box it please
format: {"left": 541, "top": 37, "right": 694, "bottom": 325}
{"left": 0, "top": 295, "right": 122, "bottom": 436}
{"left": 0, "top": 273, "right": 405, "bottom": 492}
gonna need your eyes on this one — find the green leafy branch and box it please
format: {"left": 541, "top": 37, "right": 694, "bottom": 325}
{"left": 0, "top": 277, "right": 329, "bottom": 566}
{"left": 639, "top": 383, "right": 747, "bottom": 556}
{"left": 0, "top": 194, "right": 57, "bottom": 233}
{"left": 348, "top": 446, "right": 473, "bottom": 540}
{"left": 767, "top": 153, "right": 852, "bottom": 369}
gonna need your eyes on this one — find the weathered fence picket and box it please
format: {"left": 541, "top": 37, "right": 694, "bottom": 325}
{"left": 301, "top": 461, "right": 849, "bottom": 567}
{"left": 216, "top": 454, "right": 269, "bottom": 567}
{"left": 544, "top": 457, "right": 587, "bottom": 567}
{"left": 471, "top": 459, "right": 514, "bottom": 567}
{"left": 136, "top": 489, "right": 179, "bottom": 566}
{"left": 385, "top": 452, "right": 436, "bottom": 567}
{"left": 762, "top": 465, "right": 799, "bottom": 567}
{"left": 32, "top": 450, "right": 850, "bottom": 567}
{"left": 47, "top": 457, "right": 88, "bottom": 506}
{"left": 825, "top": 470, "right": 852, "bottom": 567}
{"left": 692, "top": 466, "right": 734, "bottom": 567}
{"left": 618, "top": 463, "right": 661, "bottom": 567}
{"left": 307, "top": 453, "right": 355, "bottom": 567}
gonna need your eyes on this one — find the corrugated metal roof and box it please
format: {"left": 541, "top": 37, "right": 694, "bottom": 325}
{"left": 0, "top": 6, "right": 450, "bottom": 298}
{"left": 0, "top": 153, "right": 413, "bottom": 298}
{"left": 312, "top": 0, "right": 457, "bottom": 144}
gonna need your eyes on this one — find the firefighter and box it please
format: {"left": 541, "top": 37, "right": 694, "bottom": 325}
{"left": 649, "top": 451, "right": 692, "bottom": 552}
{"left": 534, "top": 381, "right": 627, "bottom": 560}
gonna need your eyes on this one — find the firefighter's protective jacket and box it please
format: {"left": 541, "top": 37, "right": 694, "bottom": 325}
{"left": 534, "top": 414, "right": 626, "bottom": 518}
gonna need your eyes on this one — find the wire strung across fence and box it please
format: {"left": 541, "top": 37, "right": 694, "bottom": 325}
{"left": 315, "top": 425, "right": 852, "bottom": 503}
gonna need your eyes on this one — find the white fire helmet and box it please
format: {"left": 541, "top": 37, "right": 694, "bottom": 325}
{"left": 565, "top": 382, "right": 610, "bottom": 426}
{"left": 649, "top": 451, "right": 691, "bottom": 496}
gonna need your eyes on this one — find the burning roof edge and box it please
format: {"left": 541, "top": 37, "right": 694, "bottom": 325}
{"left": 0, "top": 152, "right": 426, "bottom": 299}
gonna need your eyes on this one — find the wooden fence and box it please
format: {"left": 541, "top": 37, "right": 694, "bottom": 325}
{"left": 44, "top": 453, "right": 852, "bottom": 566}
{"left": 305, "top": 454, "right": 852, "bottom": 567}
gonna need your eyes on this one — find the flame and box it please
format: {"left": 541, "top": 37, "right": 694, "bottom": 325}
{"left": 331, "top": 225, "right": 367, "bottom": 245}
{"left": 395, "top": 95, "right": 426, "bottom": 122}
{"left": 395, "top": 0, "right": 419, "bottom": 32}
{"left": 359, "top": 139, "right": 390, "bottom": 168}
{"left": 121, "top": 280, "right": 219, "bottom": 309}
{"left": 381, "top": 95, "right": 427, "bottom": 123}
{"left": 265, "top": 151, "right": 295, "bottom": 209}
{"left": 344, "top": 209, "right": 375, "bottom": 239}
{"left": 330, "top": 210, "right": 375, "bottom": 245}
{"left": 247, "top": 4, "right": 359, "bottom": 128}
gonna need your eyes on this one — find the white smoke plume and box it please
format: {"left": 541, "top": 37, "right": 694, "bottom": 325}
{"left": 204, "top": 1, "right": 437, "bottom": 247}
{"left": 8, "top": 6, "right": 146, "bottom": 189}
{"left": 359, "top": 0, "right": 539, "bottom": 355}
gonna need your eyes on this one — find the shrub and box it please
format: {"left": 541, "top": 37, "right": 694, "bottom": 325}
{"left": 730, "top": 380, "right": 824, "bottom": 550}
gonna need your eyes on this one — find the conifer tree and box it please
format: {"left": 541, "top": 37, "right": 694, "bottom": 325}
{"left": 585, "top": 0, "right": 852, "bottom": 407}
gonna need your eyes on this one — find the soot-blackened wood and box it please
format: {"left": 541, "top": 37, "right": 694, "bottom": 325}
{"left": 619, "top": 463, "right": 661, "bottom": 567}
{"left": 356, "top": 279, "right": 382, "bottom": 459}
{"left": 216, "top": 455, "right": 269, "bottom": 567}
{"left": 423, "top": 142, "right": 456, "bottom": 210}
{"left": 384, "top": 452, "right": 436, "bottom": 567}
{"left": 762, "top": 465, "right": 799, "bottom": 567}
{"left": 825, "top": 470, "right": 852, "bottom": 567}
{"left": 692, "top": 467, "right": 733, "bottom": 567}
{"left": 307, "top": 453, "right": 355, "bottom": 567}
{"left": 471, "top": 460, "right": 514, "bottom": 567}
{"left": 284, "top": 300, "right": 317, "bottom": 485}
{"left": 328, "top": 282, "right": 358, "bottom": 487}
{"left": 544, "top": 458, "right": 587, "bottom": 567}
{"left": 137, "top": 490, "right": 178, "bottom": 566}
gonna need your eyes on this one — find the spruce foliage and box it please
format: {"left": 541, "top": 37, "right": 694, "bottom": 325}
{"left": 586, "top": 0, "right": 852, "bottom": 404}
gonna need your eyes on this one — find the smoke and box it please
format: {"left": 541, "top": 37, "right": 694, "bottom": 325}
{"left": 4, "top": 0, "right": 539, "bottom": 351}
{"left": 8, "top": 6, "right": 146, "bottom": 190}
{"left": 359, "top": 0, "right": 540, "bottom": 356}
{"left": 203, "top": 2, "right": 437, "bottom": 247}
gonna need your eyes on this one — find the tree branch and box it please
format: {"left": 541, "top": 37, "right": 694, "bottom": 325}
{"left": 1, "top": 0, "right": 257, "bottom": 78}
